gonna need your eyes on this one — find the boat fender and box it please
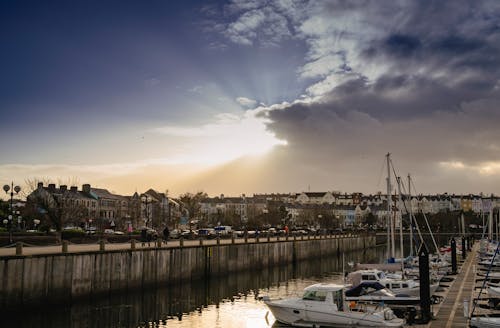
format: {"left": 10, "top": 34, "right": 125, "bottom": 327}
{"left": 384, "top": 308, "right": 394, "bottom": 320}
{"left": 349, "top": 301, "right": 356, "bottom": 309}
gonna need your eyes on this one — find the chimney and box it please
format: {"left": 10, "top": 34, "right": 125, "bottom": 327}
{"left": 82, "top": 184, "right": 91, "bottom": 194}
{"left": 37, "top": 182, "right": 43, "bottom": 190}
{"left": 60, "top": 185, "right": 67, "bottom": 192}
{"left": 70, "top": 186, "right": 78, "bottom": 192}
{"left": 48, "top": 184, "right": 56, "bottom": 192}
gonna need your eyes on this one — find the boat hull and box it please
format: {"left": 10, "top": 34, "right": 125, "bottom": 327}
{"left": 265, "top": 300, "right": 404, "bottom": 327}
{"left": 470, "top": 317, "right": 500, "bottom": 328}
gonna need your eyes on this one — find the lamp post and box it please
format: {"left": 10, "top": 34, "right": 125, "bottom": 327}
{"left": 3, "top": 182, "right": 21, "bottom": 243}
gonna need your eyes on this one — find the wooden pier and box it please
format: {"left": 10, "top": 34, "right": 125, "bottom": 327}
{"left": 413, "top": 242, "right": 478, "bottom": 328}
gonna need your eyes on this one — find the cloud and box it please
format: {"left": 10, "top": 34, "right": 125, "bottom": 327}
{"left": 210, "top": 0, "right": 500, "bottom": 193}
{"left": 151, "top": 111, "right": 287, "bottom": 165}
{"left": 236, "top": 96, "right": 257, "bottom": 107}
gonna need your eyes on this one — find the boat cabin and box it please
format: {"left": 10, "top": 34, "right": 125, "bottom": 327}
{"left": 348, "top": 269, "right": 417, "bottom": 291}
{"left": 302, "top": 283, "right": 345, "bottom": 311}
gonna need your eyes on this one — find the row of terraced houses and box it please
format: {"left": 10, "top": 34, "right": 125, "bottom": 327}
{"left": 23, "top": 183, "right": 500, "bottom": 230}
{"left": 199, "top": 192, "right": 500, "bottom": 227}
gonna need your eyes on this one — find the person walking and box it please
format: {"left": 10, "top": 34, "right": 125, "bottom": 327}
{"left": 141, "top": 227, "right": 148, "bottom": 247}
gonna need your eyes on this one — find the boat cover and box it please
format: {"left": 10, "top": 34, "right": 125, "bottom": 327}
{"left": 345, "top": 282, "right": 393, "bottom": 297}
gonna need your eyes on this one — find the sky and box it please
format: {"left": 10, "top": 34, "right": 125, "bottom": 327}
{"left": 1, "top": 0, "right": 500, "bottom": 198}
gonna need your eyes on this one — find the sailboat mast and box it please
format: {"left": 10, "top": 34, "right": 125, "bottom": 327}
{"left": 408, "top": 174, "right": 413, "bottom": 257}
{"left": 397, "top": 177, "right": 404, "bottom": 260}
{"left": 386, "top": 153, "right": 393, "bottom": 259}
{"left": 489, "top": 207, "right": 493, "bottom": 240}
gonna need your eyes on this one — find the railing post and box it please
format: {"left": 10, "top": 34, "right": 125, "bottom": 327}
{"left": 199, "top": 238, "right": 203, "bottom": 246}
{"left": 217, "top": 236, "right": 220, "bottom": 245}
{"left": 131, "top": 239, "right": 136, "bottom": 250}
{"left": 231, "top": 234, "right": 235, "bottom": 244}
{"left": 16, "top": 242, "right": 23, "bottom": 255}
{"left": 62, "top": 240, "right": 68, "bottom": 253}
{"left": 180, "top": 237, "right": 184, "bottom": 247}
{"left": 99, "top": 240, "right": 105, "bottom": 251}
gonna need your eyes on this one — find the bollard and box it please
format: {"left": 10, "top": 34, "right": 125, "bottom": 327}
{"left": 232, "top": 234, "right": 235, "bottom": 244}
{"left": 131, "top": 239, "right": 136, "bottom": 250}
{"left": 462, "top": 237, "right": 467, "bottom": 260}
{"left": 180, "top": 237, "right": 184, "bottom": 247}
{"left": 277, "top": 235, "right": 280, "bottom": 241}
{"left": 217, "top": 236, "right": 220, "bottom": 245}
{"left": 199, "top": 238, "right": 203, "bottom": 246}
{"left": 16, "top": 242, "right": 23, "bottom": 256}
{"left": 451, "top": 238, "right": 457, "bottom": 274}
{"left": 418, "top": 244, "right": 431, "bottom": 324}
{"left": 286, "top": 235, "right": 289, "bottom": 241}
{"left": 62, "top": 240, "right": 68, "bottom": 253}
{"left": 99, "top": 240, "right": 105, "bottom": 251}
{"left": 267, "top": 234, "right": 270, "bottom": 242}
{"left": 244, "top": 235, "right": 248, "bottom": 244}
{"left": 294, "top": 235, "right": 297, "bottom": 241}
{"left": 157, "top": 239, "right": 162, "bottom": 248}
{"left": 256, "top": 235, "right": 259, "bottom": 243}
{"left": 301, "top": 235, "right": 304, "bottom": 241}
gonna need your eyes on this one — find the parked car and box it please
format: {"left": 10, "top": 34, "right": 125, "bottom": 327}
{"left": 198, "top": 228, "right": 216, "bottom": 238}
{"left": 170, "top": 229, "right": 180, "bottom": 239}
{"left": 180, "top": 229, "right": 197, "bottom": 239}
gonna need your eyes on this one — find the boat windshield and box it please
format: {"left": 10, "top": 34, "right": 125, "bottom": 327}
{"left": 302, "top": 290, "right": 327, "bottom": 302}
{"left": 377, "top": 272, "right": 385, "bottom": 279}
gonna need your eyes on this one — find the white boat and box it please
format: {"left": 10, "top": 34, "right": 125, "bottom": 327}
{"left": 345, "top": 282, "right": 420, "bottom": 307}
{"left": 347, "top": 269, "right": 439, "bottom": 297}
{"left": 469, "top": 316, "right": 500, "bottom": 328}
{"left": 487, "top": 286, "right": 500, "bottom": 298}
{"left": 263, "top": 283, "right": 405, "bottom": 327}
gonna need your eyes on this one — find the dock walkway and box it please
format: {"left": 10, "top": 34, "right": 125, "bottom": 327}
{"left": 413, "top": 242, "right": 477, "bottom": 328}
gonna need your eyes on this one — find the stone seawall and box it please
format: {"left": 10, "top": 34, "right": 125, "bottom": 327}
{"left": 0, "top": 235, "right": 375, "bottom": 310}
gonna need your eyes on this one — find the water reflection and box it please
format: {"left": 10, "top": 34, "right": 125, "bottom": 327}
{"left": 6, "top": 246, "right": 387, "bottom": 328}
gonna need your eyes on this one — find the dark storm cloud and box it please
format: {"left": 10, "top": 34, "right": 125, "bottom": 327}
{"left": 384, "top": 34, "right": 422, "bottom": 57}
{"left": 247, "top": 0, "right": 500, "bottom": 191}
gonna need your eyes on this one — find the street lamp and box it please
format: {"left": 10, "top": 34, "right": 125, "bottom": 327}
{"left": 3, "top": 182, "right": 21, "bottom": 243}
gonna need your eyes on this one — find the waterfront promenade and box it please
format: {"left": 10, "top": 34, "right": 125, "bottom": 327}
{"left": 0, "top": 234, "right": 354, "bottom": 257}
{"left": 1, "top": 233, "right": 372, "bottom": 310}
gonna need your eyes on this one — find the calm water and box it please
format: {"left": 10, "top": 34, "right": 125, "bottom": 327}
{"left": 7, "top": 246, "right": 389, "bottom": 328}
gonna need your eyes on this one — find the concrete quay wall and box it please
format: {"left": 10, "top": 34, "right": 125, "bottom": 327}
{"left": 0, "top": 235, "right": 374, "bottom": 310}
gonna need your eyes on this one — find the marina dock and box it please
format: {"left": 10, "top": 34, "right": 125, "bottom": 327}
{"left": 413, "top": 241, "right": 478, "bottom": 328}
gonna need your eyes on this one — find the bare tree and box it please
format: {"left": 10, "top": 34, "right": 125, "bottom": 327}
{"left": 178, "top": 191, "right": 208, "bottom": 220}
